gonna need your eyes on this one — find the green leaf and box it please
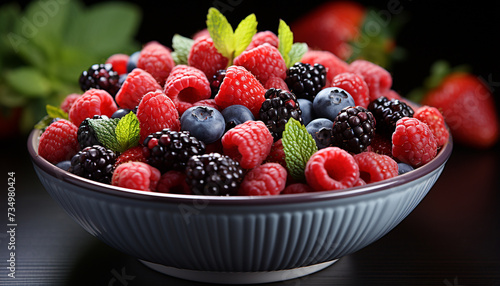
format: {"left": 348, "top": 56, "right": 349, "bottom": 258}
{"left": 88, "top": 118, "right": 120, "bottom": 152}
{"left": 287, "top": 42, "right": 308, "bottom": 68}
{"left": 282, "top": 118, "right": 318, "bottom": 181}
{"left": 206, "top": 7, "right": 235, "bottom": 61}
{"left": 115, "top": 112, "right": 140, "bottom": 153}
{"left": 233, "top": 13, "right": 257, "bottom": 57}
{"left": 4, "top": 67, "right": 51, "bottom": 97}
{"left": 278, "top": 19, "right": 293, "bottom": 67}
{"left": 46, "top": 105, "right": 68, "bottom": 120}
{"left": 171, "top": 34, "right": 194, "bottom": 65}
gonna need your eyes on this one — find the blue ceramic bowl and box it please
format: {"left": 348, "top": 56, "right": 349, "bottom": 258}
{"left": 28, "top": 129, "right": 452, "bottom": 284}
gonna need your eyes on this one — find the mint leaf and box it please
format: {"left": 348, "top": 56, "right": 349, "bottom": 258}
{"left": 282, "top": 118, "right": 318, "bottom": 181}
{"left": 115, "top": 112, "right": 140, "bottom": 153}
{"left": 288, "top": 42, "right": 308, "bottom": 68}
{"left": 207, "top": 7, "right": 235, "bottom": 61}
{"left": 88, "top": 118, "right": 120, "bottom": 152}
{"left": 171, "top": 34, "right": 194, "bottom": 65}
{"left": 46, "top": 105, "right": 68, "bottom": 120}
{"left": 233, "top": 13, "right": 257, "bottom": 57}
{"left": 278, "top": 19, "right": 293, "bottom": 67}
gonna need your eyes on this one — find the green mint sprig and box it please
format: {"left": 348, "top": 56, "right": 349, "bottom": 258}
{"left": 281, "top": 118, "right": 318, "bottom": 181}
{"left": 277, "top": 19, "right": 308, "bottom": 68}
{"left": 171, "top": 34, "right": 194, "bottom": 65}
{"left": 206, "top": 7, "right": 257, "bottom": 66}
{"left": 90, "top": 112, "right": 140, "bottom": 153}
{"left": 34, "top": 105, "right": 69, "bottom": 130}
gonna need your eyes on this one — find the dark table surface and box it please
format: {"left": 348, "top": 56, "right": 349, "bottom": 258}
{"left": 1, "top": 134, "right": 500, "bottom": 286}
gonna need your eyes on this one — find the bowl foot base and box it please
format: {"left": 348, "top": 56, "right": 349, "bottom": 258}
{"left": 139, "top": 259, "right": 338, "bottom": 284}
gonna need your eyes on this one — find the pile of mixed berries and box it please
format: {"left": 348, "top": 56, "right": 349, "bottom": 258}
{"left": 36, "top": 8, "right": 449, "bottom": 196}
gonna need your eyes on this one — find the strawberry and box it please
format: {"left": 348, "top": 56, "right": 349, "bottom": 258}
{"left": 415, "top": 62, "right": 499, "bottom": 148}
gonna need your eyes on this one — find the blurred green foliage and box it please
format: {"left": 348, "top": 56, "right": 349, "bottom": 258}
{"left": 0, "top": 0, "right": 141, "bottom": 133}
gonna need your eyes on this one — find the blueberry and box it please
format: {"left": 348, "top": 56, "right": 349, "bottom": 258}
{"left": 398, "top": 163, "right": 414, "bottom": 175}
{"left": 306, "top": 118, "right": 334, "bottom": 149}
{"left": 298, "top": 98, "right": 314, "bottom": 126}
{"left": 55, "top": 160, "right": 72, "bottom": 171}
{"left": 221, "top": 105, "right": 254, "bottom": 131}
{"left": 313, "top": 87, "right": 355, "bottom": 121}
{"left": 181, "top": 106, "right": 225, "bottom": 144}
{"left": 111, "top": 108, "right": 133, "bottom": 119}
{"left": 126, "top": 51, "right": 141, "bottom": 73}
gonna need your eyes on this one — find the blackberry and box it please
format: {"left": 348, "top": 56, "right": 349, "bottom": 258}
{"left": 210, "top": 69, "right": 226, "bottom": 98}
{"left": 185, "top": 153, "right": 244, "bottom": 196}
{"left": 332, "top": 106, "right": 376, "bottom": 154}
{"left": 142, "top": 129, "right": 205, "bottom": 172}
{"left": 69, "top": 145, "right": 117, "bottom": 184}
{"left": 367, "top": 96, "right": 414, "bottom": 136}
{"left": 259, "top": 88, "right": 303, "bottom": 141}
{"left": 79, "top": 63, "right": 120, "bottom": 96}
{"left": 285, "top": 62, "right": 327, "bottom": 101}
{"left": 76, "top": 115, "right": 114, "bottom": 149}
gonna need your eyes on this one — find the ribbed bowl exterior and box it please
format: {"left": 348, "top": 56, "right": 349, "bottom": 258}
{"left": 32, "top": 161, "right": 444, "bottom": 272}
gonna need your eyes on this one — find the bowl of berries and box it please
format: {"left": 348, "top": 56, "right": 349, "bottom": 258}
{"left": 28, "top": 8, "right": 452, "bottom": 284}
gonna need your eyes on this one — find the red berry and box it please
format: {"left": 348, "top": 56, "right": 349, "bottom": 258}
{"left": 349, "top": 59, "right": 393, "bottom": 101}
{"left": 164, "top": 65, "right": 211, "bottom": 114}
{"left": 60, "top": 93, "right": 81, "bottom": 114}
{"left": 136, "top": 90, "right": 180, "bottom": 143}
{"left": 69, "top": 89, "right": 117, "bottom": 126}
{"left": 38, "top": 119, "right": 79, "bottom": 164}
{"left": 330, "top": 72, "right": 370, "bottom": 108}
{"left": 281, "top": 183, "right": 313, "bottom": 194}
{"left": 157, "top": 170, "right": 192, "bottom": 194}
{"left": 392, "top": 117, "right": 438, "bottom": 167}
{"left": 305, "top": 147, "right": 360, "bottom": 191}
{"left": 366, "top": 133, "right": 393, "bottom": 157}
{"left": 264, "top": 76, "right": 289, "bottom": 91}
{"left": 233, "top": 43, "right": 287, "bottom": 85}
{"left": 115, "top": 68, "right": 162, "bottom": 110}
{"left": 238, "top": 163, "right": 287, "bottom": 196}
{"left": 112, "top": 162, "right": 161, "bottom": 192}
{"left": 221, "top": 120, "right": 273, "bottom": 169}
{"left": 214, "top": 65, "right": 266, "bottom": 117}
{"left": 106, "top": 53, "right": 129, "bottom": 75}
{"left": 300, "top": 50, "right": 349, "bottom": 87}
{"left": 353, "top": 151, "right": 398, "bottom": 184}
{"left": 188, "top": 37, "right": 229, "bottom": 80}
{"left": 246, "top": 31, "right": 279, "bottom": 51}
{"left": 265, "top": 139, "right": 286, "bottom": 167}
{"left": 114, "top": 146, "right": 147, "bottom": 168}
{"left": 137, "top": 42, "right": 175, "bottom": 86}
{"left": 414, "top": 105, "right": 450, "bottom": 148}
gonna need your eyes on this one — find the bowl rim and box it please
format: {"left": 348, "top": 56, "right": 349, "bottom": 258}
{"left": 28, "top": 128, "right": 453, "bottom": 206}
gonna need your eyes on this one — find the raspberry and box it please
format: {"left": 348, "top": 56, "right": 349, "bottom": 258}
{"left": 38, "top": 119, "right": 79, "bottom": 164}
{"left": 349, "top": 59, "right": 392, "bottom": 101}
{"left": 115, "top": 68, "right": 162, "bottom": 110}
{"left": 246, "top": 31, "right": 279, "bottom": 51}
{"left": 106, "top": 53, "right": 129, "bottom": 75}
{"left": 188, "top": 37, "right": 229, "bottom": 80}
{"left": 214, "top": 65, "right": 266, "bottom": 117}
{"left": 233, "top": 43, "right": 287, "bottom": 85}
{"left": 157, "top": 170, "right": 191, "bottom": 194}
{"left": 114, "top": 146, "right": 147, "bottom": 168}
{"left": 79, "top": 63, "right": 120, "bottom": 96}
{"left": 392, "top": 117, "right": 438, "bottom": 167}
{"left": 414, "top": 105, "right": 449, "bottom": 147}
{"left": 285, "top": 62, "right": 327, "bottom": 101}
{"left": 60, "top": 93, "right": 81, "bottom": 113}
{"left": 353, "top": 152, "right": 398, "bottom": 184}
{"left": 136, "top": 90, "right": 180, "bottom": 143}
{"left": 69, "top": 89, "right": 117, "bottom": 126}
{"left": 265, "top": 139, "right": 286, "bottom": 167}
{"left": 264, "top": 76, "right": 289, "bottom": 91}
{"left": 221, "top": 120, "right": 273, "bottom": 169}
{"left": 70, "top": 145, "right": 117, "bottom": 184}
{"left": 163, "top": 65, "right": 211, "bottom": 114}
{"left": 112, "top": 162, "right": 161, "bottom": 192}
{"left": 366, "top": 133, "right": 393, "bottom": 157}
{"left": 238, "top": 163, "right": 287, "bottom": 196}
{"left": 330, "top": 72, "right": 370, "bottom": 108}
{"left": 193, "top": 99, "right": 220, "bottom": 110}
{"left": 282, "top": 183, "right": 313, "bottom": 194}
{"left": 305, "top": 147, "right": 360, "bottom": 191}
{"left": 300, "top": 50, "right": 349, "bottom": 86}
{"left": 137, "top": 42, "right": 175, "bottom": 86}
